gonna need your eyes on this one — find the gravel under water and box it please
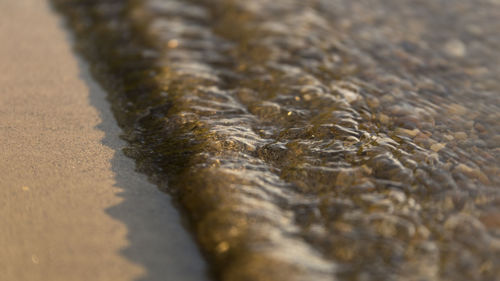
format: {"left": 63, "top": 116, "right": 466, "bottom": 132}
{"left": 53, "top": 0, "right": 500, "bottom": 280}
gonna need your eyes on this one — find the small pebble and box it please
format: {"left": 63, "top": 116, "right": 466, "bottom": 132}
{"left": 444, "top": 39, "right": 466, "bottom": 57}
{"left": 167, "top": 39, "right": 179, "bottom": 48}
{"left": 430, "top": 143, "right": 446, "bottom": 152}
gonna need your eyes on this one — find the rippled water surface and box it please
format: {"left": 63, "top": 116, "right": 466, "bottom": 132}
{"left": 53, "top": 0, "right": 500, "bottom": 280}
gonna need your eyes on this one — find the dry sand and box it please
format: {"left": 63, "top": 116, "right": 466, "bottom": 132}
{"left": 0, "top": 0, "right": 208, "bottom": 280}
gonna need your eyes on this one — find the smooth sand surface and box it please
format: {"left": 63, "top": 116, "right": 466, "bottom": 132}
{"left": 0, "top": 0, "right": 209, "bottom": 280}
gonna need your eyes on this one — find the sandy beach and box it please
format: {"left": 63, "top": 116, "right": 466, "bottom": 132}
{"left": 0, "top": 0, "right": 208, "bottom": 280}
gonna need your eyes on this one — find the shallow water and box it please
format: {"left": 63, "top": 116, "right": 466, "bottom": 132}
{"left": 52, "top": 0, "right": 500, "bottom": 280}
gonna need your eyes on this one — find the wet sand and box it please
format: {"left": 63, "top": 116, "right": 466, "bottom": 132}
{"left": 0, "top": 0, "right": 208, "bottom": 280}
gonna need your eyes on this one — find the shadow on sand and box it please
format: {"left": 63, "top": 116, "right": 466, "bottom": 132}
{"left": 60, "top": 18, "right": 210, "bottom": 281}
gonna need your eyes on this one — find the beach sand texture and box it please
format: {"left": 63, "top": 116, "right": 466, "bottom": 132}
{"left": 0, "top": 0, "right": 208, "bottom": 280}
